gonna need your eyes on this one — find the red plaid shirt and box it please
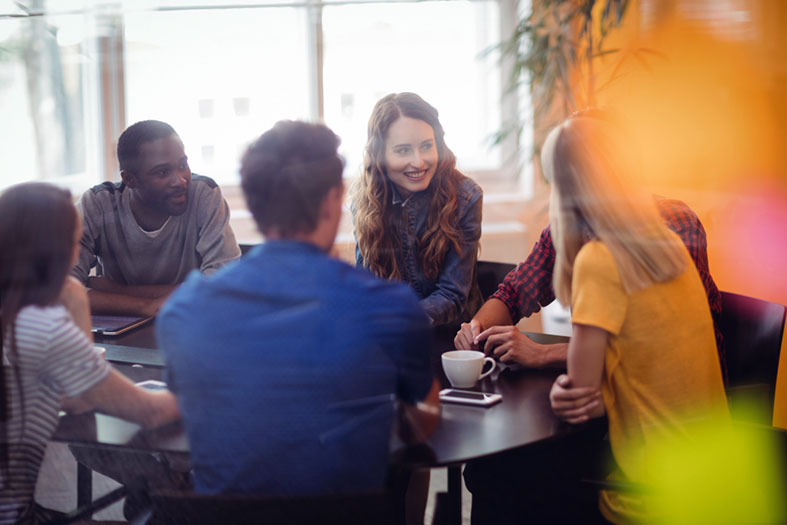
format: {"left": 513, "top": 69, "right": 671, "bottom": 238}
{"left": 492, "top": 198, "right": 726, "bottom": 381}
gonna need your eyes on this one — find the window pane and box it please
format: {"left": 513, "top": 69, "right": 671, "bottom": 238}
{"left": 322, "top": 1, "right": 501, "bottom": 176}
{"left": 124, "top": 7, "right": 311, "bottom": 185}
{"left": 0, "top": 12, "right": 94, "bottom": 191}
{"left": 124, "top": 0, "right": 299, "bottom": 8}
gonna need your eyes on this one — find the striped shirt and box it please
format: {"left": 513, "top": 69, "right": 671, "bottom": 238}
{"left": 491, "top": 198, "right": 727, "bottom": 382}
{"left": 0, "top": 305, "right": 109, "bottom": 524}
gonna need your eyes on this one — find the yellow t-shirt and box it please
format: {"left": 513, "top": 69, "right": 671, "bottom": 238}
{"left": 571, "top": 237, "right": 728, "bottom": 524}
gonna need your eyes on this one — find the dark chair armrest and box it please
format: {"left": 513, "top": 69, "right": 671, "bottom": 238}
{"left": 45, "top": 486, "right": 128, "bottom": 525}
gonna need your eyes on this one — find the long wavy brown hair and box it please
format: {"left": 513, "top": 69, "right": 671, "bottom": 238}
{"left": 0, "top": 183, "right": 77, "bottom": 484}
{"left": 352, "top": 92, "right": 467, "bottom": 280}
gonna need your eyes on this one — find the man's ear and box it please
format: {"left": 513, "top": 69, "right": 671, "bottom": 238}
{"left": 318, "top": 191, "right": 333, "bottom": 221}
{"left": 120, "top": 170, "right": 137, "bottom": 188}
{"left": 320, "top": 184, "right": 344, "bottom": 221}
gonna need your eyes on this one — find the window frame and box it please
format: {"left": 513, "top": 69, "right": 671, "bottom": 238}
{"left": 4, "top": 0, "right": 525, "bottom": 188}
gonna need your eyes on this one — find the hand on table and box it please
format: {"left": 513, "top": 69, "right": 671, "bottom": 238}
{"left": 61, "top": 395, "right": 94, "bottom": 415}
{"left": 475, "top": 325, "right": 545, "bottom": 367}
{"left": 140, "top": 294, "right": 168, "bottom": 318}
{"left": 86, "top": 276, "right": 116, "bottom": 293}
{"left": 549, "top": 374, "right": 603, "bottom": 424}
{"left": 454, "top": 320, "right": 481, "bottom": 350}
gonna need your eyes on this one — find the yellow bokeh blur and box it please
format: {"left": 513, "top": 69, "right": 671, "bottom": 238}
{"left": 643, "top": 417, "right": 786, "bottom": 524}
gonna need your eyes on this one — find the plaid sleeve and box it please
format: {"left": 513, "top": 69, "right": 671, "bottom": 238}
{"left": 656, "top": 198, "right": 727, "bottom": 382}
{"left": 491, "top": 225, "right": 557, "bottom": 324}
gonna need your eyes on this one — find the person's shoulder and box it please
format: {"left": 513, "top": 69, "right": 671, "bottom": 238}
{"left": 16, "top": 304, "right": 69, "bottom": 325}
{"left": 15, "top": 304, "right": 73, "bottom": 341}
{"left": 190, "top": 174, "right": 221, "bottom": 191}
{"left": 86, "top": 180, "right": 123, "bottom": 195}
{"left": 334, "top": 260, "right": 421, "bottom": 307}
{"left": 456, "top": 173, "right": 483, "bottom": 198}
{"left": 573, "top": 241, "right": 625, "bottom": 296}
{"left": 189, "top": 174, "right": 228, "bottom": 212}
{"left": 576, "top": 240, "right": 616, "bottom": 271}
{"left": 157, "top": 271, "right": 212, "bottom": 337}
{"left": 654, "top": 197, "right": 707, "bottom": 241}
{"left": 80, "top": 181, "right": 123, "bottom": 205}
{"left": 324, "top": 256, "right": 376, "bottom": 287}
{"left": 655, "top": 196, "right": 700, "bottom": 221}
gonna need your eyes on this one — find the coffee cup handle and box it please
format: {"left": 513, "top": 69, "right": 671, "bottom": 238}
{"left": 478, "top": 357, "right": 496, "bottom": 381}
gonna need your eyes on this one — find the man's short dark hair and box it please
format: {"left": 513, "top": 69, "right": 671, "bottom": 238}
{"left": 117, "top": 120, "right": 177, "bottom": 173}
{"left": 240, "top": 121, "right": 344, "bottom": 237}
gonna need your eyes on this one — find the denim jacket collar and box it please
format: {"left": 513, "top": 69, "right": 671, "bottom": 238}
{"left": 390, "top": 181, "right": 431, "bottom": 208}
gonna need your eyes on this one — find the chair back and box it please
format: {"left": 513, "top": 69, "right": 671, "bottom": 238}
{"left": 720, "top": 291, "right": 787, "bottom": 422}
{"left": 239, "top": 243, "right": 256, "bottom": 256}
{"left": 145, "top": 490, "right": 394, "bottom": 525}
{"left": 721, "top": 291, "right": 786, "bottom": 388}
{"left": 476, "top": 260, "right": 516, "bottom": 299}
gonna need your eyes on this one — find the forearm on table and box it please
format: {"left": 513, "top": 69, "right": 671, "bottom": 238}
{"left": 532, "top": 341, "right": 569, "bottom": 369}
{"left": 79, "top": 370, "right": 180, "bottom": 428}
{"left": 87, "top": 289, "right": 166, "bottom": 317}
{"left": 61, "top": 395, "right": 94, "bottom": 414}
{"left": 472, "top": 298, "right": 514, "bottom": 331}
{"left": 87, "top": 277, "right": 176, "bottom": 298}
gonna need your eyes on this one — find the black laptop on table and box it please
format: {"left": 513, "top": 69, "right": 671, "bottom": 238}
{"left": 90, "top": 314, "right": 153, "bottom": 336}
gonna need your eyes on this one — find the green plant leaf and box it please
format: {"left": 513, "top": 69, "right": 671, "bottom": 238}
{"left": 636, "top": 46, "right": 669, "bottom": 59}
{"left": 593, "top": 47, "right": 620, "bottom": 58}
{"left": 494, "top": 0, "right": 631, "bottom": 149}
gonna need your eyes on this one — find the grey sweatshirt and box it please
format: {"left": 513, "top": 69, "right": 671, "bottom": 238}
{"left": 72, "top": 174, "right": 241, "bottom": 286}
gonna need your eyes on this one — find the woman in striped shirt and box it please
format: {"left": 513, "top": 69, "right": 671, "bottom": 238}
{"left": 0, "top": 182, "right": 180, "bottom": 524}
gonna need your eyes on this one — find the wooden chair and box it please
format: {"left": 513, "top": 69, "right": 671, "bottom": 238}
{"left": 141, "top": 490, "right": 395, "bottom": 525}
{"left": 719, "top": 291, "right": 787, "bottom": 423}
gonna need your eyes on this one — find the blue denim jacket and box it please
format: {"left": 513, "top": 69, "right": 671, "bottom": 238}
{"left": 356, "top": 176, "right": 483, "bottom": 326}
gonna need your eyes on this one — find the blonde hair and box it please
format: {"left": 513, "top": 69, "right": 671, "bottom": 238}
{"left": 542, "top": 113, "right": 687, "bottom": 305}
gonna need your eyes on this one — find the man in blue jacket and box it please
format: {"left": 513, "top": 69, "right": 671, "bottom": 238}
{"left": 157, "top": 120, "right": 440, "bottom": 495}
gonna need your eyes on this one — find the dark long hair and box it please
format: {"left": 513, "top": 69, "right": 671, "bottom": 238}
{"left": 352, "top": 92, "right": 467, "bottom": 280}
{"left": 0, "top": 183, "right": 77, "bottom": 474}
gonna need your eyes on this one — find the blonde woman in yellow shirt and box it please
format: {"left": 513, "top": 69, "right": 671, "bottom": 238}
{"left": 543, "top": 111, "right": 729, "bottom": 524}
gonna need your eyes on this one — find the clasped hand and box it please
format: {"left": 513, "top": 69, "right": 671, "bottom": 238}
{"left": 549, "top": 374, "right": 603, "bottom": 424}
{"left": 454, "top": 320, "right": 546, "bottom": 367}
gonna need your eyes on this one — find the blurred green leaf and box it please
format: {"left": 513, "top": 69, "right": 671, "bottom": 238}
{"left": 497, "top": 0, "right": 633, "bottom": 133}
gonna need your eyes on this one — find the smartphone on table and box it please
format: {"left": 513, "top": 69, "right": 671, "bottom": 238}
{"left": 439, "top": 388, "right": 502, "bottom": 407}
{"left": 136, "top": 380, "right": 168, "bottom": 391}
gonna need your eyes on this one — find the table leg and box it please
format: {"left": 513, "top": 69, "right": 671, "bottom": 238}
{"left": 76, "top": 462, "right": 92, "bottom": 510}
{"left": 446, "top": 464, "right": 462, "bottom": 525}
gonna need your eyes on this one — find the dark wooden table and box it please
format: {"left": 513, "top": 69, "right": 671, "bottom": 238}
{"left": 94, "top": 321, "right": 163, "bottom": 366}
{"left": 59, "top": 326, "right": 575, "bottom": 524}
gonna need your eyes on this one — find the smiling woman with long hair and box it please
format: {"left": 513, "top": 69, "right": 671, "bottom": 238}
{"left": 0, "top": 183, "right": 179, "bottom": 524}
{"left": 352, "top": 92, "right": 483, "bottom": 326}
{"left": 544, "top": 113, "right": 729, "bottom": 524}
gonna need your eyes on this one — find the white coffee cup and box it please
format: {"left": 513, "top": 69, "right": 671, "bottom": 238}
{"left": 94, "top": 346, "right": 106, "bottom": 359}
{"left": 441, "top": 350, "right": 496, "bottom": 388}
